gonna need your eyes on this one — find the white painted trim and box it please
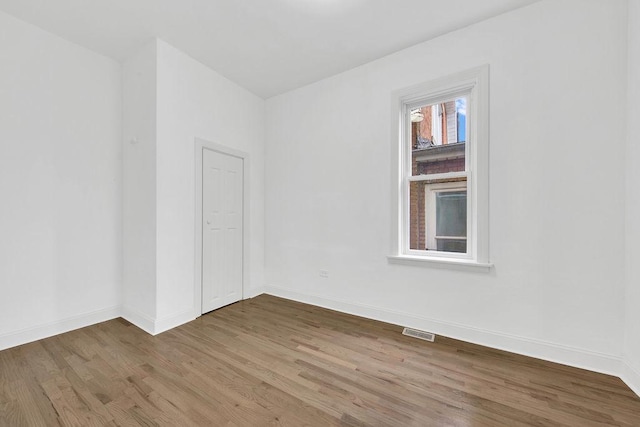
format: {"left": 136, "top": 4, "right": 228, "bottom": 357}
{"left": 121, "top": 306, "right": 156, "bottom": 335}
{"left": 194, "top": 137, "right": 251, "bottom": 317}
{"left": 263, "top": 285, "right": 622, "bottom": 377}
{"left": 387, "top": 255, "right": 492, "bottom": 272}
{"left": 407, "top": 171, "right": 467, "bottom": 182}
{"left": 154, "top": 309, "right": 198, "bottom": 335}
{"left": 622, "top": 362, "right": 640, "bottom": 398}
{"left": 0, "top": 306, "right": 121, "bottom": 351}
{"left": 245, "top": 286, "right": 267, "bottom": 299}
{"left": 122, "top": 306, "right": 197, "bottom": 336}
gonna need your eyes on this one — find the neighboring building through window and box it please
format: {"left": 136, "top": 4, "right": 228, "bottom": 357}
{"left": 410, "top": 97, "right": 467, "bottom": 253}
{"left": 390, "top": 66, "right": 490, "bottom": 267}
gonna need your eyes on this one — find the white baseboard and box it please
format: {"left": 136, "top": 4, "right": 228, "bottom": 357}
{"left": 245, "top": 286, "right": 266, "bottom": 299}
{"left": 122, "top": 306, "right": 197, "bottom": 336}
{"left": 149, "top": 288, "right": 265, "bottom": 336}
{"left": 154, "top": 309, "right": 197, "bottom": 335}
{"left": 121, "top": 306, "right": 156, "bottom": 335}
{"left": 263, "top": 285, "right": 623, "bottom": 378}
{"left": 622, "top": 362, "right": 640, "bottom": 398}
{"left": 0, "top": 306, "right": 121, "bottom": 351}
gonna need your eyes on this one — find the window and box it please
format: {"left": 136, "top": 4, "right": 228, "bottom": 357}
{"left": 389, "top": 66, "right": 490, "bottom": 269}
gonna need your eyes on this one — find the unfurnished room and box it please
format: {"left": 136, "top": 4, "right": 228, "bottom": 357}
{"left": 1, "top": 0, "right": 640, "bottom": 425}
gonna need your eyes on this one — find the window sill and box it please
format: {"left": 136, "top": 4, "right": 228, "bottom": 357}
{"left": 387, "top": 255, "right": 493, "bottom": 272}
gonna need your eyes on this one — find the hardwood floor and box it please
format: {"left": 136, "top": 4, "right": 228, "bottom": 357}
{"left": 1, "top": 295, "right": 639, "bottom": 426}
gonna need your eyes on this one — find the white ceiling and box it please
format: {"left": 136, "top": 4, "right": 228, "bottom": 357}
{"left": 0, "top": 0, "right": 539, "bottom": 98}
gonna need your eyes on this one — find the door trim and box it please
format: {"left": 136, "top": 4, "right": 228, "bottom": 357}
{"left": 194, "top": 137, "right": 250, "bottom": 316}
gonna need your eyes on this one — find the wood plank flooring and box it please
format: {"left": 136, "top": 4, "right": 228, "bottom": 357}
{"left": 1, "top": 294, "right": 639, "bottom": 426}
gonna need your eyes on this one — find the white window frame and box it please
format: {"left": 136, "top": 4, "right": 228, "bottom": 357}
{"left": 388, "top": 65, "right": 491, "bottom": 271}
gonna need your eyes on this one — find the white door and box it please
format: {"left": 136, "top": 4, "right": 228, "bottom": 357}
{"left": 202, "top": 148, "right": 243, "bottom": 314}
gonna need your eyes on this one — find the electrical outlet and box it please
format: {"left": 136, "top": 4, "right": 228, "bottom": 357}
{"left": 319, "top": 270, "right": 329, "bottom": 278}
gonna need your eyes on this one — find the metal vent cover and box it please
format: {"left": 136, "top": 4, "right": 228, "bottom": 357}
{"left": 402, "top": 327, "right": 435, "bottom": 342}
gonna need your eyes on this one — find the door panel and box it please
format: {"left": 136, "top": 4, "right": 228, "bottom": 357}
{"left": 202, "top": 148, "right": 243, "bottom": 313}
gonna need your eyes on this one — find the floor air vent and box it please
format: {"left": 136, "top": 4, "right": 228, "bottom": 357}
{"left": 402, "top": 327, "right": 435, "bottom": 342}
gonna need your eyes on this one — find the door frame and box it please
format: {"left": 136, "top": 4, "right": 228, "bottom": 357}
{"left": 194, "top": 137, "right": 250, "bottom": 316}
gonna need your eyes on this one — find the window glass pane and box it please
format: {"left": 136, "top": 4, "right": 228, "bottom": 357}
{"left": 410, "top": 182, "right": 468, "bottom": 253}
{"left": 456, "top": 98, "right": 466, "bottom": 143}
{"left": 436, "top": 191, "right": 467, "bottom": 236}
{"left": 435, "top": 190, "right": 467, "bottom": 253}
{"left": 410, "top": 97, "right": 467, "bottom": 176}
{"left": 408, "top": 182, "right": 425, "bottom": 250}
{"left": 436, "top": 239, "right": 467, "bottom": 253}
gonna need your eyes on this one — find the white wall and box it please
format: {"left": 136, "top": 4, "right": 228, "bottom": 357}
{"left": 0, "top": 0, "right": 635, "bottom": 391}
{"left": 624, "top": 0, "right": 640, "bottom": 396}
{"left": 0, "top": 11, "right": 122, "bottom": 349}
{"left": 120, "top": 39, "right": 265, "bottom": 334}
{"left": 122, "top": 40, "right": 158, "bottom": 331}
{"left": 265, "top": 0, "right": 628, "bottom": 373}
{"left": 154, "top": 40, "right": 266, "bottom": 325}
